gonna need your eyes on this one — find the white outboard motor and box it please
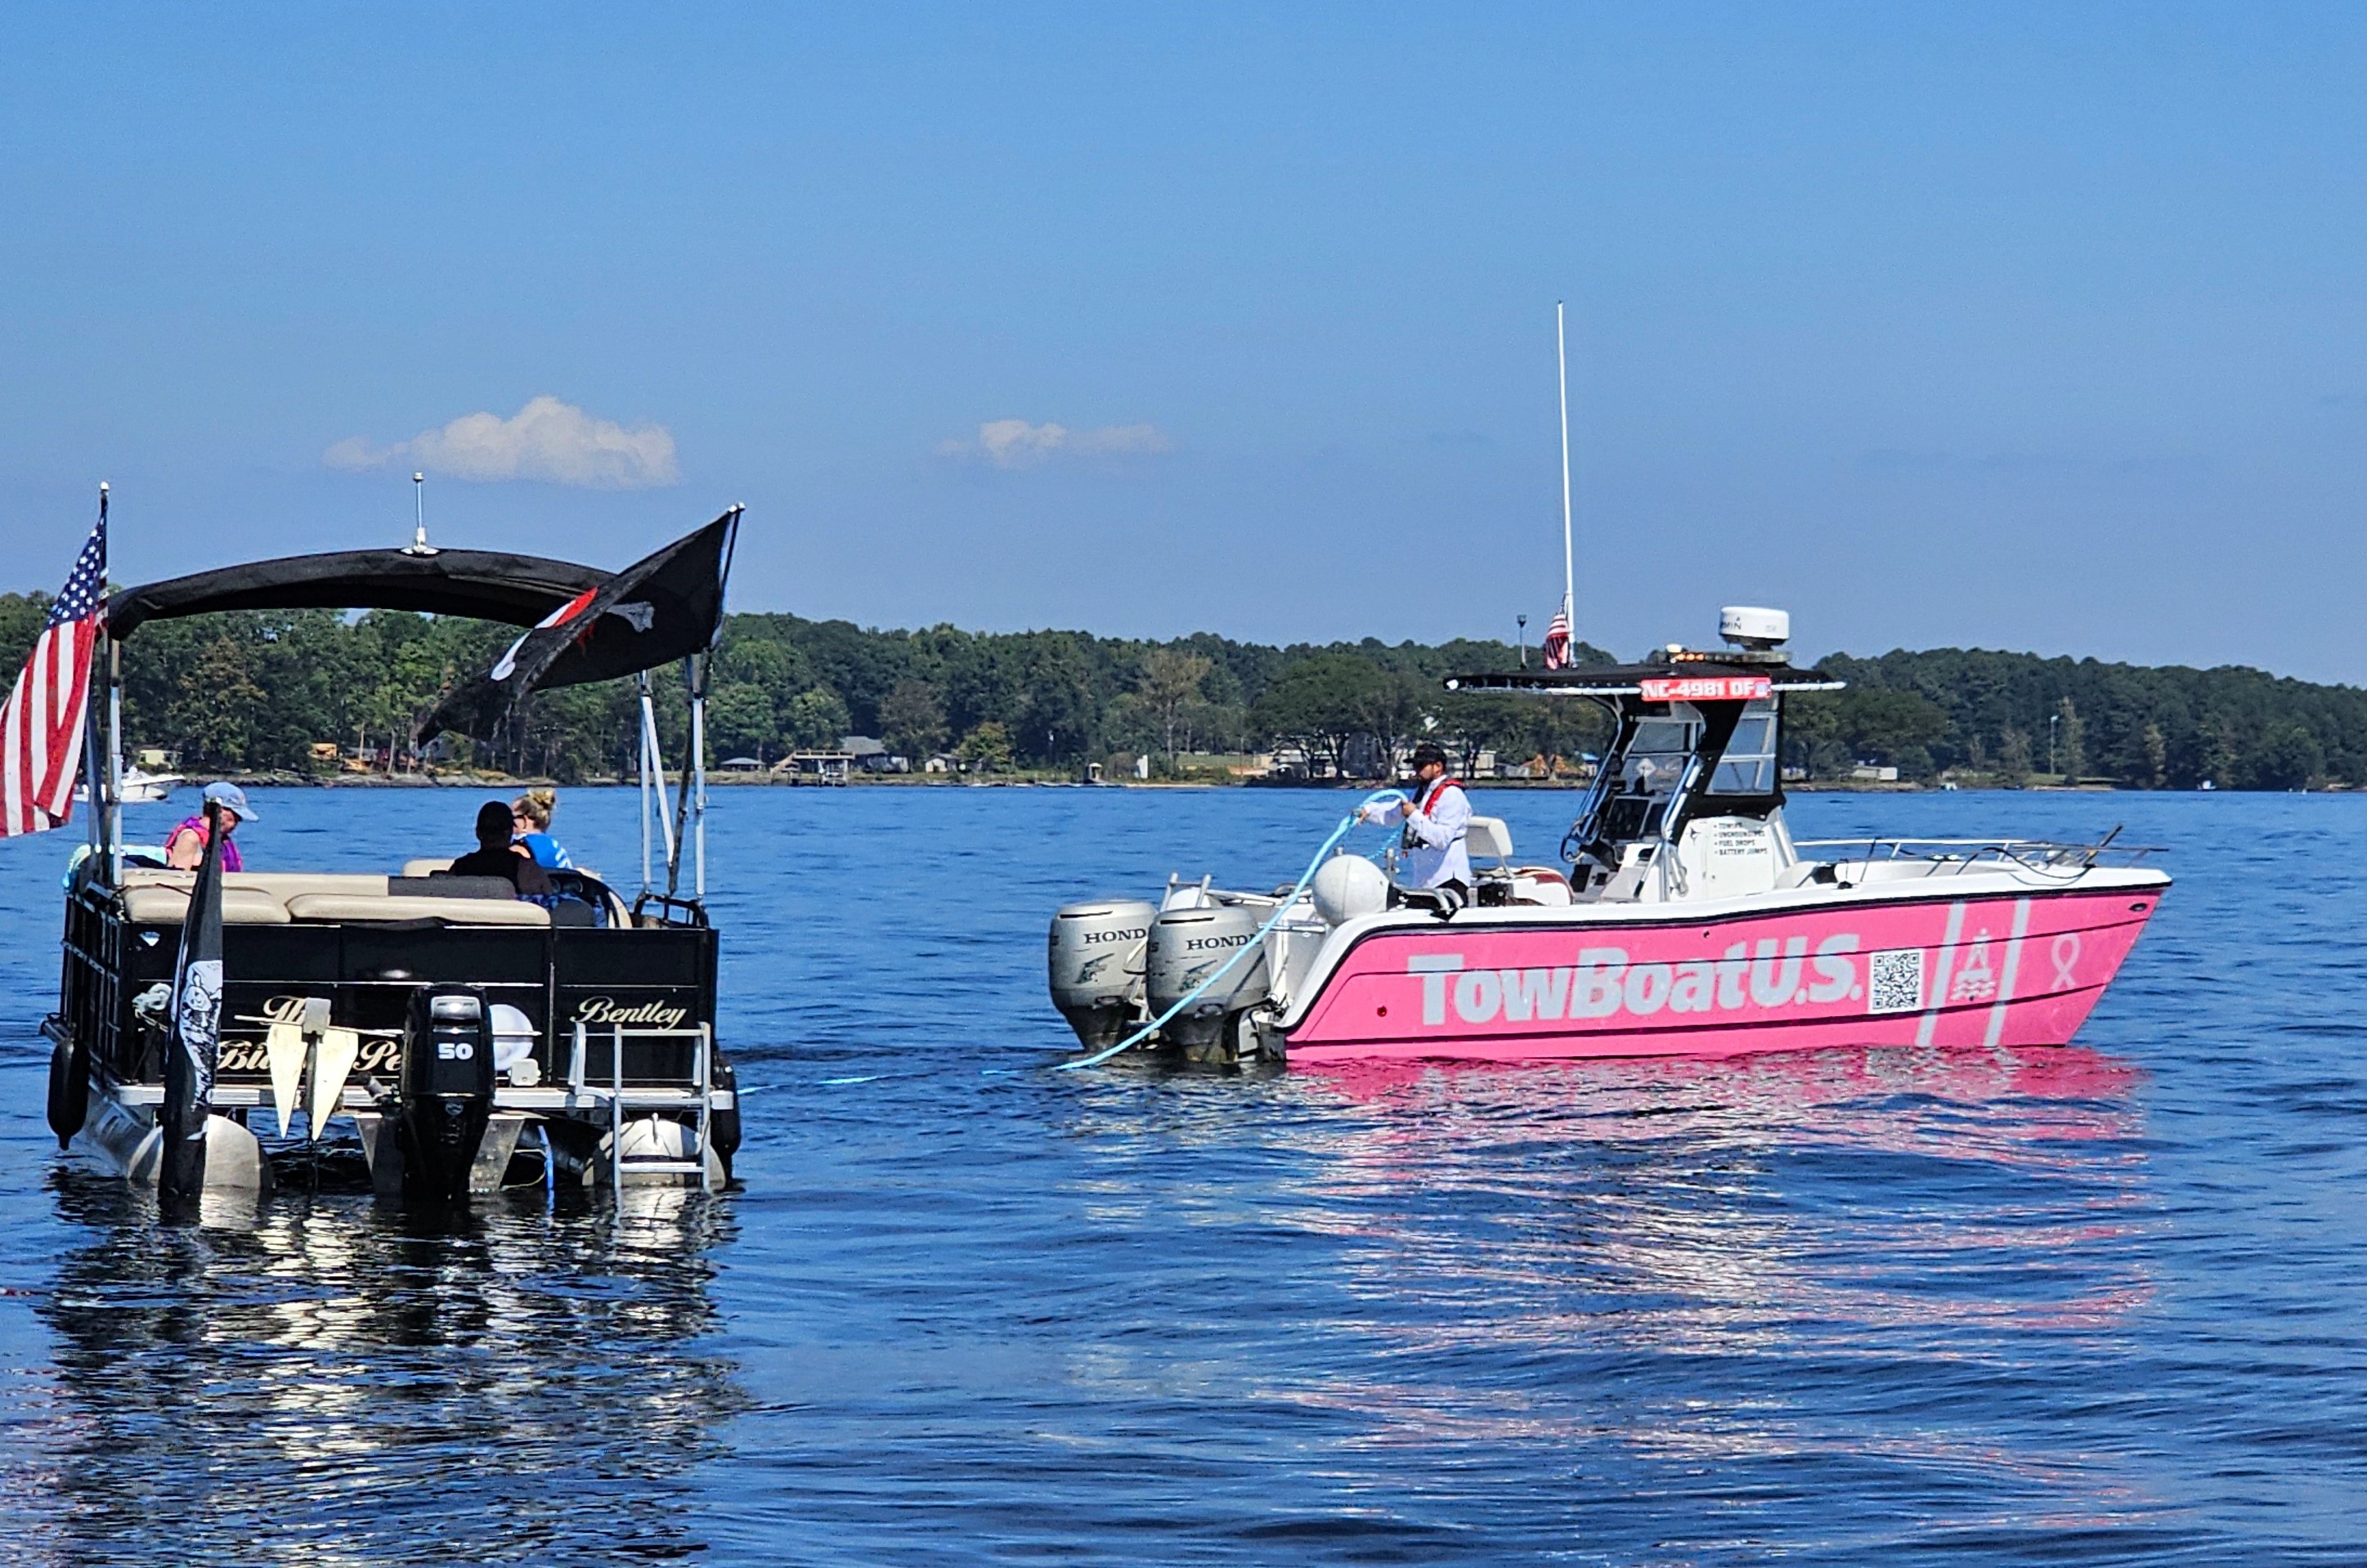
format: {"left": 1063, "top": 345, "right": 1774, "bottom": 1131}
{"left": 1145, "top": 903, "right": 1271, "bottom": 1055}
{"left": 1048, "top": 899, "right": 1157, "bottom": 1049}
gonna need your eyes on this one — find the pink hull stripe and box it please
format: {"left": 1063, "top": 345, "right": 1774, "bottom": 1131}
{"left": 1285, "top": 887, "right": 2161, "bottom": 1065}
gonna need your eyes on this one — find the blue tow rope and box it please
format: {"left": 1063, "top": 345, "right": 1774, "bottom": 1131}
{"left": 1054, "top": 788, "right": 1409, "bottom": 1071}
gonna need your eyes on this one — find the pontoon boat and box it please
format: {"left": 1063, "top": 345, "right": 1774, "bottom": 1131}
{"left": 45, "top": 513, "right": 746, "bottom": 1195}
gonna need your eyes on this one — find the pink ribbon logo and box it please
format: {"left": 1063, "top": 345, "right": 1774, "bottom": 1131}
{"left": 2051, "top": 932, "right": 2082, "bottom": 991}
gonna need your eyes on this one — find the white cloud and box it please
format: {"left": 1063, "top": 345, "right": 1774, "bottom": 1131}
{"left": 325, "top": 396, "right": 679, "bottom": 489}
{"left": 938, "top": 418, "right": 1173, "bottom": 469}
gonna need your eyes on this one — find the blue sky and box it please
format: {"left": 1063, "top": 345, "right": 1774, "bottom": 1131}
{"left": 5, "top": 5, "right": 2365, "bottom": 678}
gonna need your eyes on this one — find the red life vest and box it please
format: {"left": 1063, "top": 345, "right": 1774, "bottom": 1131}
{"left": 1402, "top": 775, "right": 1464, "bottom": 851}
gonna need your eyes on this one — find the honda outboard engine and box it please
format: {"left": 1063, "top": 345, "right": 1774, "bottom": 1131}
{"left": 1146, "top": 903, "right": 1271, "bottom": 1058}
{"left": 1048, "top": 899, "right": 1156, "bottom": 1049}
{"left": 397, "top": 986, "right": 495, "bottom": 1203}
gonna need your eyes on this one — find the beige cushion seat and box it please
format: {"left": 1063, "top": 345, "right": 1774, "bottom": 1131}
{"left": 116, "top": 865, "right": 552, "bottom": 926}
{"left": 284, "top": 893, "right": 549, "bottom": 927}
{"left": 122, "top": 886, "right": 293, "bottom": 925}
{"left": 122, "top": 868, "right": 394, "bottom": 899}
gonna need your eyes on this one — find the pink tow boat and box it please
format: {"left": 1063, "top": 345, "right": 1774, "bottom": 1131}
{"left": 1047, "top": 607, "right": 2168, "bottom": 1068}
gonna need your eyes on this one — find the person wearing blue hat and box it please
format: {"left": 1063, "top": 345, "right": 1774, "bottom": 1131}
{"left": 165, "top": 782, "right": 258, "bottom": 871}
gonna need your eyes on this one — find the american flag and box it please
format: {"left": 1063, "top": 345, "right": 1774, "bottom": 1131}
{"left": 1541, "top": 594, "right": 1571, "bottom": 670}
{"left": 1, "top": 502, "right": 107, "bottom": 837}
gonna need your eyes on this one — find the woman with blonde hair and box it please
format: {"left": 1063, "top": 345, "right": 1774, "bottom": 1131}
{"left": 509, "top": 787, "right": 574, "bottom": 870}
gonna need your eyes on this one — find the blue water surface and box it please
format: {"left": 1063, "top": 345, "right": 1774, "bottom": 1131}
{"left": 0, "top": 783, "right": 2360, "bottom": 1565}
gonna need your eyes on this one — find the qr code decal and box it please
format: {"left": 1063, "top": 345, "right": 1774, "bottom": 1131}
{"left": 1867, "top": 949, "right": 1925, "bottom": 1015}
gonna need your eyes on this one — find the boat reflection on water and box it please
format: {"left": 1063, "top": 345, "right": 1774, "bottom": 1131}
{"left": 1250, "top": 1045, "right": 2161, "bottom": 1497}
{"left": 27, "top": 1181, "right": 744, "bottom": 1565}
{"left": 1303, "top": 1042, "right": 2145, "bottom": 1167}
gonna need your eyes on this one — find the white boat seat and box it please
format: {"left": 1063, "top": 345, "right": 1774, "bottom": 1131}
{"left": 401, "top": 858, "right": 455, "bottom": 877}
{"left": 1466, "top": 816, "right": 1514, "bottom": 861}
{"left": 1511, "top": 867, "right": 1574, "bottom": 906}
{"left": 284, "top": 893, "right": 550, "bottom": 926}
{"left": 122, "top": 886, "right": 293, "bottom": 925}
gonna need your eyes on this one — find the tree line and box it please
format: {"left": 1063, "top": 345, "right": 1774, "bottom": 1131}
{"left": 2, "top": 587, "right": 2362, "bottom": 789}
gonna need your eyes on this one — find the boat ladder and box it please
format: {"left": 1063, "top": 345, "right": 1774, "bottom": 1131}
{"left": 566, "top": 1021, "right": 716, "bottom": 1192}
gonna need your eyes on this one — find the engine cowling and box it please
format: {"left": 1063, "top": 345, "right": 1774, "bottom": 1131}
{"left": 1048, "top": 899, "right": 1156, "bottom": 1049}
{"left": 1145, "top": 903, "right": 1271, "bottom": 1053}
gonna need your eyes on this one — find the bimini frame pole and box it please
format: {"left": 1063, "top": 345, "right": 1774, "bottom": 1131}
{"left": 105, "top": 638, "right": 123, "bottom": 883}
{"left": 686, "top": 653, "right": 707, "bottom": 899}
{"left": 79, "top": 643, "right": 103, "bottom": 854}
{"left": 636, "top": 670, "right": 679, "bottom": 896}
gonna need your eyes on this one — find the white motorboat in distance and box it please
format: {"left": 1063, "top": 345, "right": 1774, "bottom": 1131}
{"left": 74, "top": 765, "right": 180, "bottom": 804}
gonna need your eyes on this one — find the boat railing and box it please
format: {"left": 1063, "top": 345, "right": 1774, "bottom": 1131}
{"left": 1791, "top": 834, "right": 2163, "bottom": 876}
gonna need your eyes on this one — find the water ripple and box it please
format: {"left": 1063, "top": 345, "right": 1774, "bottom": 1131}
{"left": 0, "top": 787, "right": 2361, "bottom": 1562}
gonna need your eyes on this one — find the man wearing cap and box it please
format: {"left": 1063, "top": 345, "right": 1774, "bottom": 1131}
{"left": 165, "top": 782, "right": 257, "bottom": 871}
{"left": 1356, "top": 742, "right": 1472, "bottom": 905}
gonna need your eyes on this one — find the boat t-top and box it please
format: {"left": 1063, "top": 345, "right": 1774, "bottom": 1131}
{"left": 1048, "top": 606, "right": 2168, "bottom": 1067}
{"left": 45, "top": 510, "right": 746, "bottom": 1198}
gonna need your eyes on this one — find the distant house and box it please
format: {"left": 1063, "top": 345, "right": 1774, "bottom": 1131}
{"left": 775, "top": 750, "right": 852, "bottom": 784}
{"left": 838, "top": 734, "right": 908, "bottom": 773}
{"left": 719, "top": 756, "right": 764, "bottom": 772}
{"left": 1850, "top": 764, "right": 1901, "bottom": 782}
{"left": 923, "top": 754, "right": 956, "bottom": 774}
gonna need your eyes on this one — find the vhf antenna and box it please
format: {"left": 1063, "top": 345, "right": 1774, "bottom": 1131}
{"left": 405, "top": 470, "right": 437, "bottom": 555}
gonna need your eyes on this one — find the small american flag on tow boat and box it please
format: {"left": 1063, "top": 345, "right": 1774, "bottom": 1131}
{"left": 0, "top": 494, "right": 106, "bottom": 838}
{"left": 1540, "top": 594, "right": 1571, "bottom": 670}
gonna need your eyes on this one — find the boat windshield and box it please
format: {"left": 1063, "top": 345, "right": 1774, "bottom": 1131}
{"left": 1709, "top": 700, "right": 1778, "bottom": 795}
{"left": 1620, "top": 717, "right": 1697, "bottom": 794}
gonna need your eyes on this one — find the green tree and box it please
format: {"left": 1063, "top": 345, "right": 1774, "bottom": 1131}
{"left": 2054, "top": 697, "right": 2086, "bottom": 781}
{"left": 1836, "top": 689, "right": 1949, "bottom": 777}
{"left": 1136, "top": 648, "right": 1213, "bottom": 761}
{"left": 708, "top": 681, "right": 778, "bottom": 761}
{"left": 956, "top": 719, "right": 1013, "bottom": 772}
{"left": 782, "top": 688, "right": 852, "bottom": 750}
{"left": 879, "top": 679, "right": 949, "bottom": 761}
{"left": 2244, "top": 722, "right": 2322, "bottom": 790}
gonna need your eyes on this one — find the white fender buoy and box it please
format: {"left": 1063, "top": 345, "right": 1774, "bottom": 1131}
{"left": 1312, "top": 854, "right": 1391, "bottom": 925}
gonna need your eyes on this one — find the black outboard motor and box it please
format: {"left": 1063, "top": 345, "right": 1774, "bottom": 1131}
{"left": 397, "top": 986, "right": 495, "bottom": 1203}
{"left": 711, "top": 1054, "right": 742, "bottom": 1182}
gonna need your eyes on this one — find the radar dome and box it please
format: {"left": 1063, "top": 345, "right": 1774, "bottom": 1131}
{"left": 1719, "top": 606, "right": 1790, "bottom": 650}
{"left": 1312, "top": 854, "right": 1391, "bottom": 925}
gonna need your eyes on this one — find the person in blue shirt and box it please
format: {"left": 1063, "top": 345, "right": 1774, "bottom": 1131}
{"left": 509, "top": 788, "right": 574, "bottom": 870}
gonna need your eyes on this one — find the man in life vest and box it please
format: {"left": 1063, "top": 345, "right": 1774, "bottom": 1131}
{"left": 1357, "top": 742, "right": 1472, "bottom": 907}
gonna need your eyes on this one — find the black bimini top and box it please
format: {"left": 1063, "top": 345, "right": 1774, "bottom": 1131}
{"left": 104, "top": 508, "right": 743, "bottom": 741}
{"left": 106, "top": 548, "right": 607, "bottom": 638}
{"left": 1445, "top": 659, "right": 1845, "bottom": 698}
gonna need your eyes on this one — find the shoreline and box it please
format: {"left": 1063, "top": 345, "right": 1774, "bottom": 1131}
{"left": 199, "top": 770, "right": 2163, "bottom": 795}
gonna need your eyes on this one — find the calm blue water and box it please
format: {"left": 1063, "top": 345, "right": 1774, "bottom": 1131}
{"left": 0, "top": 784, "right": 2361, "bottom": 1564}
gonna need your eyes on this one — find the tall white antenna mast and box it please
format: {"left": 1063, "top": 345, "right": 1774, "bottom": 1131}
{"left": 1556, "top": 302, "right": 1576, "bottom": 635}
